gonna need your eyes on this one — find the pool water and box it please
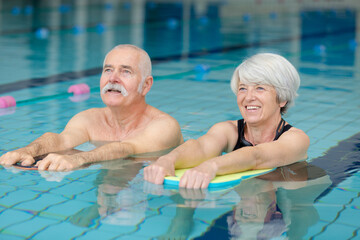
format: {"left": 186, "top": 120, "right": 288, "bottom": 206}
{"left": 1, "top": 0, "right": 360, "bottom": 239}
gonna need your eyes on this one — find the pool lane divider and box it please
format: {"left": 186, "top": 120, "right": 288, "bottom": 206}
{"left": 0, "top": 37, "right": 355, "bottom": 111}
{"left": 0, "top": 68, "right": 102, "bottom": 95}
{"left": 0, "top": 36, "right": 355, "bottom": 111}
{"left": 0, "top": 63, "right": 236, "bottom": 111}
{"left": 0, "top": 84, "right": 94, "bottom": 109}
{"left": 0, "top": 24, "right": 356, "bottom": 96}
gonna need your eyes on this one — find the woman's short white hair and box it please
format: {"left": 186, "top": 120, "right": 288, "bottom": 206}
{"left": 230, "top": 53, "right": 300, "bottom": 114}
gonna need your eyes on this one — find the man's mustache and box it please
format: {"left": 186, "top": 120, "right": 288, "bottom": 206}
{"left": 101, "top": 83, "right": 128, "bottom": 97}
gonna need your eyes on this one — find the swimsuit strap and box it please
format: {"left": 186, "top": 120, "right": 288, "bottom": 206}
{"left": 232, "top": 119, "right": 252, "bottom": 150}
{"left": 239, "top": 120, "right": 253, "bottom": 147}
{"left": 234, "top": 118, "right": 292, "bottom": 150}
{"left": 274, "top": 118, "right": 286, "bottom": 140}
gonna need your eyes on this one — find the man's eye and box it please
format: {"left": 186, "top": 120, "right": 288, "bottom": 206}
{"left": 121, "top": 69, "right": 132, "bottom": 77}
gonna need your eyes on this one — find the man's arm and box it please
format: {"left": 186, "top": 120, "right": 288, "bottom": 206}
{"left": 0, "top": 111, "right": 90, "bottom": 166}
{"left": 37, "top": 115, "right": 184, "bottom": 171}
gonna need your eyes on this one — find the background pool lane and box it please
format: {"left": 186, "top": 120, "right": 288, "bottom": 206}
{"left": 1, "top": 0, "right": 360, "bottom": 239}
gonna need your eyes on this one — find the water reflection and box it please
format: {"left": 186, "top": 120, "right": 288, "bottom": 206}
{"left": 69, "top": 160, "right": 146, "bottom": 228}
{"left": 66, "top": 159, "right": 330, "bottom": 239}
{"left": 228, "top": 163, "right": 331, "bottom": 240}
{"left": 157, "top": 162, "right": 331, "bottom": 239}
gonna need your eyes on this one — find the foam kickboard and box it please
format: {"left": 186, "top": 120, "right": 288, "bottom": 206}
{"left": 164, "top": 168, "right": 276, "bottom": 189}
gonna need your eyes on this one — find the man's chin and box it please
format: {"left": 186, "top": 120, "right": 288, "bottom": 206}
{"left": 105, "top": 102, "right": 123, "bottom": 108}
{"left": 102, "top": 95, "right": 126, "bottom": 106}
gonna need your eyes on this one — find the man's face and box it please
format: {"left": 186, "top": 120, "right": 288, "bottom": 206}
{"left": 100, "top": 47, "right": 144, "bottom": 107}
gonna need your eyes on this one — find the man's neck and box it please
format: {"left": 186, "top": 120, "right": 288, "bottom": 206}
{"left": 106, "top": 101, "right": 150, "bottom": 137}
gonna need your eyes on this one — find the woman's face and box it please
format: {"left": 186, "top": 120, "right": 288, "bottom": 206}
{"left": 236, "top": 82, "right": 286, "bottom": 125}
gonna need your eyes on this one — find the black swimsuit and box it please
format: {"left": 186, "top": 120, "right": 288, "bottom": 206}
{"left": 233, "top": 118, "right": 292, "bottom": 151}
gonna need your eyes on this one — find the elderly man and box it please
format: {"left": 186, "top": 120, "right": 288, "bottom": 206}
{"left": 0, "top": 44, "right": 183, "bottom": 171}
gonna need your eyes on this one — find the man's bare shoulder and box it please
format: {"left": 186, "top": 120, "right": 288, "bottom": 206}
{"left": 144, "top": 105, "right": 183, "bottom": 144}
{"left": 147, "top": 105, "right": 179, "bottom": 124}
{"left": 78, "top": 107, "right": 106, "bottom": 115}
{"left": 67, "top": 108, "right": 107, "bottom": 127}
{"left": 73, "top": 107, "right": 106, "bottom": 119}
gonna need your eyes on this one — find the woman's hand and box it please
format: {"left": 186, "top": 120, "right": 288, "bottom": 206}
{"left": 179, "top": 161, "right": 218, "bottom": 189}
{"left": 144, "top": 156, "right": 175, "bottom": 184}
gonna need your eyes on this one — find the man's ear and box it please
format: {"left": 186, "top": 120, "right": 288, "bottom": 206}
{"left": 141, "top": 76, "right": 153, "bottom": 96}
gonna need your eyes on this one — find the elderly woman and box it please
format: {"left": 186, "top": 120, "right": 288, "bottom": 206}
{"left": 144, "top": 53, "right": 309, "bottom": 189}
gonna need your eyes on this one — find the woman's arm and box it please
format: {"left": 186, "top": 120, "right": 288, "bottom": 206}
{"left": 144, "top": 121, "right": 238, "bottom": 184}
{"left": 179, "top": 127, "right": 310, "bottom": 189}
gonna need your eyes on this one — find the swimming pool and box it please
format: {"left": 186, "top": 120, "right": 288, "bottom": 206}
{"left": 1, "top": 0, "right": 360, "bottom": 239}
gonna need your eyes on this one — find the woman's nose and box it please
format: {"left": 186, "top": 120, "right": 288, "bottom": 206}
{"left": 245, "top": 88, "right": 255, "bottom": 100}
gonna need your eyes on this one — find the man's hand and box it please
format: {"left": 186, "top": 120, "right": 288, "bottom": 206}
{"left": 179, "top": 161, "right": 217, "bottom": 189}
{"left": 36, "top": 153, "right": 84, "bottom": 171}
{"left": 0, "top": 151, "right": 35, "bottom": 166}
{"left": 144, "top": 156, "right": 175, "bottom": 185}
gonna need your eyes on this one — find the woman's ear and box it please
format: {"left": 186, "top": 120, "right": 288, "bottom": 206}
{"left": 280, "top": 101, "right": 287, "bottom": 108}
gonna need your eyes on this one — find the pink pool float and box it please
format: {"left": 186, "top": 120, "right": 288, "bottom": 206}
{"left": 0, "top": 96, "right": 16, "bottom": 108}
{"left": 67, "top": 83, "right": 90, "bottom": 95}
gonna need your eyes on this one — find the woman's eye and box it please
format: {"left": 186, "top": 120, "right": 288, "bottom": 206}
{"left": 256, "top": 86, "right": 265, "bottom": 91}
{"left": 238, "top": 87, "right": 246, "bottom": 91}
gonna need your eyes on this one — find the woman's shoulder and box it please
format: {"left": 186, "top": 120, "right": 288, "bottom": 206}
{"left": 211, "top": 120, "right": 239, "bottom": 131}
{"left": 211, "top": 120, "right": 241, "bottom": 152}
{"left": 207, "top": 120, "right": 240, "bottom": 145}
{"left": 285, "top": 125, "right": 306, "bottom": 134}
{"left": 280, "top": 125, "right": 310, "bottom": 143}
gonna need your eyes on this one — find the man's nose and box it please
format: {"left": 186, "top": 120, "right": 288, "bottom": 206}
{"left": 108, "top": 70, "right": 121, "bottom": 83}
